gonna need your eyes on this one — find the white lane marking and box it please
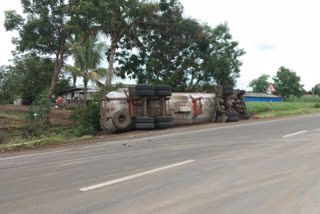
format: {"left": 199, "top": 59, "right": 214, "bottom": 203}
{"left": 1, "top": 113, "right": 320, "bottom": 161}
{"left": 80, "top": 159, "right": 195, "bottom": 191}
{"left": 283, "top": 130, "right": 307, "bottom": 138}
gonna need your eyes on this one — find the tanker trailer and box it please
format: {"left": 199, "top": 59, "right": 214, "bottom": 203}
{"left": 100, "top": 85, "right": 248, "bottom": 133}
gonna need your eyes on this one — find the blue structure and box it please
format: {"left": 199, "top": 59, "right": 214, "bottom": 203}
{"left": 244, "top": 92, "right": 282, "bottom": 102}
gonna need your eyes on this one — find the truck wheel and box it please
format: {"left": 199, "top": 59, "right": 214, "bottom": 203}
{"left": 136, "top": 123, "right": 155, "bottom": 129}
{"left": 136, "top": 89, "right": 155, "bottom": 96}
{"left": 105, "top": 119, "right": 119, "bottom": 133}
{"left": 155, "top": 90, "right": 171, "bottom": 96}
{"left": 155, "top": 116, "right": 173, "bottom": 122}
{"left": 240, "top": 90, "right": 246, "bottom": 95}
{"left": 222, "top": 85, "right": 233, "bottom": 90}
{"left": 136, "top": 117, "right": 155, "bottom": 123}
{"left": 155, "top": 122, "right": 174, "bottom": 129}
{"left": 227, "top": 116, "right": 239, "bottom": 122}
{"left": 226, "top": 112, "right": 239, "bottom": 117}
{"left": 223, "top": 89, "right": 233, "bottom": 96}
{"left": 155, "top": 85, "right": 172, "bottom": 91}
{"left": 112, "top": 110, "right": 132, "bottom": 130}
{"left": 136, "top": 84, "right": 155, "bottom": 90}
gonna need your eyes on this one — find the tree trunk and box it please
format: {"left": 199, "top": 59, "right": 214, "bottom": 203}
{"left": 46, "top": 40, "right": 65, "bottom": 126}
{"left": 73, "top": 76, "right": 77, "bottom": 87}
{"left": 83, "top": 79, "right": 88, "bottom": 107}
{"left": 105, "top": 36, "right": 118, "bottom": 86}
{"left": 48, "top": 42, "right": 65, "bottom": 98}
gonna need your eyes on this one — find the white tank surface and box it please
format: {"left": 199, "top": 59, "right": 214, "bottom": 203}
{"left": 102, "top": 90, "right": 129, "bottom": 119}
{"left": 168, "top": 93, "right": 216, "bottom": 125}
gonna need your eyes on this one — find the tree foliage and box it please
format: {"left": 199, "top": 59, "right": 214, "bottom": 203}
{"left": 116, "top": 1, "right": 245, "bottom": 91}
{"left": 64, "top": 36, "right": 107, "bottom": 104}
{"left": 273, "top": 66, "right": 304, "bottom": 98}
{"left": 249, "top": 74, "right": 270, "bottom": 93}
{"left": 4, "top": 0, "right": 245, "bottom": 97}
{"left": 82, "top": 0, "right": 156, "bottom": 86}
{"left": 0, "top": 55, "right": 71, "bottom": 104}
{"left": 312, "top": 83, "right": 320, "bottom": 96}
{"left": 4, "top": 0, "right": 86, "bottom": 98}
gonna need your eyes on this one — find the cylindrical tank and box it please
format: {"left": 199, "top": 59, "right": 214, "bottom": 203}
{"left": 168, "top": 93, "right": 216, "bottom": 125}
{"left": 102, "top": 90, "right": 129, "bottom": 119}
{"left": 102, "top": 90, "right": 216, "bottom": 131}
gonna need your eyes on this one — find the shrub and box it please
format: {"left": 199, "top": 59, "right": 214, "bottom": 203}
{"left": 0, "top": 132, "right": 8, "bottom": 144}
{"left": 314, "top": 103, "right": 320, "bottom": 108}
{"left": 26, "top": 89, "right": 51, "bottom": 136}
{"left": 70, "top": 96, "right": 101, "bottom": 137}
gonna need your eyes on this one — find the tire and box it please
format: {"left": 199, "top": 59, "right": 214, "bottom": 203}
{"left": 105, "top": 119, "right": 119, "bottom": 133}
{"left": 245, "top": 115, "right": 250, "bottom": 120}
{"left": 226, "top": 112, "right": 239, "bottom": 117}
{"left": 136, "top": 89, "right": 155, "bottom": 96}
{"left": 112, "top": 110, "right": 132, "bottom": 130}
{"left": 155, "top": 90, "right": 171, "bottom": 96}
{"left": 135, "top": 123, "right": 155, "bottom": 129}
{"left": 227, "top": 116, "right": 239, "bottom": 122}
{"left": 155, "top": 116, "right": 173, "bottom": 122}
{"left": 155, "top": 122, "right": 174, "bottom": 129}
{"left": 136, "top": 117, "right": 155, "bottom": 123}
{"left": 222, "top": 85, "right": 233, "bottom": 90}
{"left": 240, "top": 90, "right": 246, "bottom": 95}
{"left": 223, "top": 89, "right": 233, "bottom": 96}
{"left": 155, "top": 85, "right": 172, "bottom": 91}
{"left": 136, "top": 84, "right": 155, "bottom": 90}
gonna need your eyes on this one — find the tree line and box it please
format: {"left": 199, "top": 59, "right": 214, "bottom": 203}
{"left": 249, "top": 66, "right": 320, "bottom": 99}
{"left": 1, "top": 0, "right": 245, "bottom": 105}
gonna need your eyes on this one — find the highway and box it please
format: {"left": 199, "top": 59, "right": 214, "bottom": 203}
{"left": 1, "top": 114, "right": 320, "bottom": 214}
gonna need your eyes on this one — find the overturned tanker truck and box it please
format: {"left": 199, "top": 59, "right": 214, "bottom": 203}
{"left": 100, "top": 85, "right": 249, "bottom": 132}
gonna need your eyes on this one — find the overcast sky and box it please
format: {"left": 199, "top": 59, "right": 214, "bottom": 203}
{"left": 1, "top": 0, "right": 319, "bottom": 90}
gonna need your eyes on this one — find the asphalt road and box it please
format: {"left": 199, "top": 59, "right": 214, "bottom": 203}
{"left": 1, "top": 114, "right": 320, "bottom": 214}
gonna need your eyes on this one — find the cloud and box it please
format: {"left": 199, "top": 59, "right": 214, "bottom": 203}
{"left": 255, "top": 43, "right": 276, "bottom": 51}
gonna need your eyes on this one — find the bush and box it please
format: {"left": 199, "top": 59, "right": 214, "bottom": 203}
{"left": 314, "top": 103, "right": 320, "bottom": 108}
{"left": 26, "top": 89, "right": 51, "bottom": 136}
{"left": 0, "top": 134, "right": 8, "bottom": 144}
{"left": 70, "top": 97, "right": 101, "bottom": 137}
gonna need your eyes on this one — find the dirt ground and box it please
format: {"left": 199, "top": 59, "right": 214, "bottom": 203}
{"left": 0, "top": 105, "right": 73, "bottom": 140}
{"left": 0, "top": 105, "right": 73, "bottom": 127}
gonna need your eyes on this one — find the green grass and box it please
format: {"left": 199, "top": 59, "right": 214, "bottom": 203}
{"left": 246, "top": 101, "right": 320, "bottom": 119}
{"left": 246, "top": 102, "right": 319, "bottom": 114}
{"left": 0, "top": 112, "right": 26, "bottom": 120}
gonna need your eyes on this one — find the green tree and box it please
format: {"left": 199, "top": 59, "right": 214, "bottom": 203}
{"left": 312, "top": 83, "right": 320, "bottom": 96}
{"left": 0, "top": 54, "right": 70, "bottom": 104}
{"left": 273, "top": 66, "right": 304, "bottom": 98}
{"left": 249, "top": 74, "right": 270, "bottom": 93}
{"left": 64, "top": 37, "right": 107, "bottom": 105}
{"left": 203, "top": 23, "right": 245, "bottom": 86}
{"left": 116, "top": 2, "right": 244, "bottom": 91}
{"left": 86, "top": 0, "right": 156, "bottom": 86}
{"left": 117, "top": 1, "right": 208, "bottom": 91}
{"left": 4, "top": 0, "right": 86, "bottom": 99}
{"left": 54, "top": 75, "right": 72, "bottom": 97}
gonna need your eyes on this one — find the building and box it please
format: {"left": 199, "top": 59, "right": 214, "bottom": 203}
{"left": 244, "top": 92, "right": 282, "bottom": 102}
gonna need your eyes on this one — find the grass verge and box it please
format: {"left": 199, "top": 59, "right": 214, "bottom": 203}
{"left": 247, "top": 102, "right": 320, "bottom": 119}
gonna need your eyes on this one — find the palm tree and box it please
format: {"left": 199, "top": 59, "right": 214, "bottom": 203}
{"left": 64, "top": 37, "right": 107, "bottom": 105}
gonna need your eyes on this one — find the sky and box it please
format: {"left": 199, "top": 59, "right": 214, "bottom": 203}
{"left": 1, "top": 0, "right": 320, "bottom": 90}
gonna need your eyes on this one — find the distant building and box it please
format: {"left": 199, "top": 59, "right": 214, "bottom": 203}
{"left": 244, "top": 92, "right": 282, "bottom": 102}
{"left": 64, "top": 87, "right": 100, "bottom": 101}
